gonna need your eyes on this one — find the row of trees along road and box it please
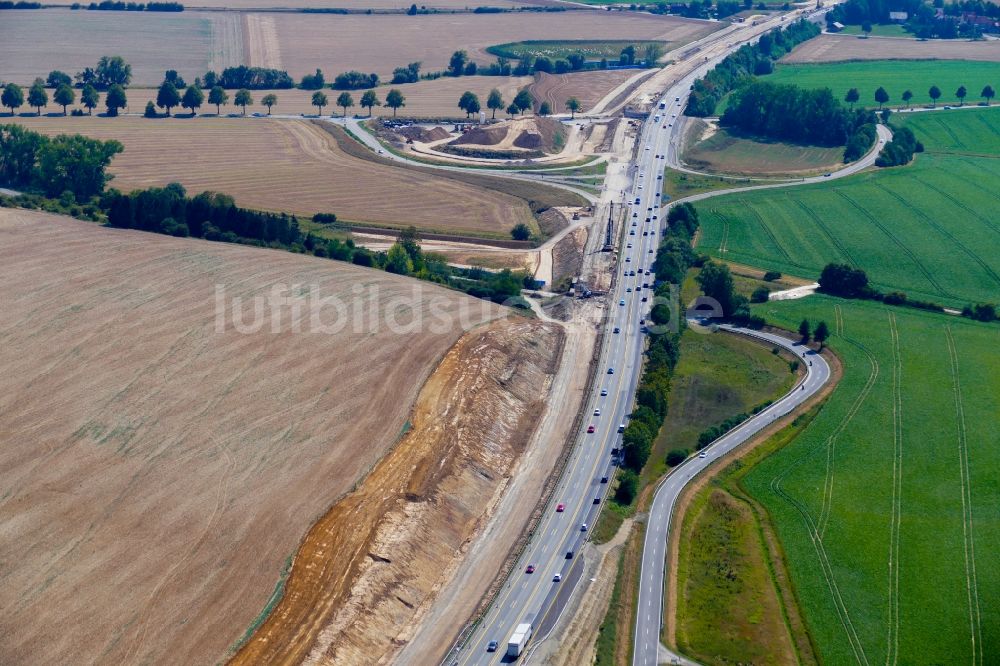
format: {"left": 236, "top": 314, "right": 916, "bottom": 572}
{"left": 845, "top": 84, "right": 996, "bottom": 109}
{"left": 457, "top": 88, "right": 583, "bottom": 119}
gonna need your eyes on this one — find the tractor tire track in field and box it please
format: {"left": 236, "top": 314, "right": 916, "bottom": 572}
{"left": 833, "top": 189, "right": 950, "bottom": 298}
{"left": 770, "top": 445, "right": 871, "bottom": 666}
{"left": 915, "top": 175, "right": 1000, "bottom": 238}
{"left": 791, "top": 197, "right": 857, "bottom": 267}
{"left": 874, "top": 183, "right": 1000, "bottom": 288}
{"left": 818, "top": 336, "right": 880, "bottom": 539}
{"left": 834, "top": 303, "right": 845, "bottom": 336}
{"left": 928, "top": 116, "right": 966, "bottom": 151}
{"left": 885, "top": 312, "right": 903, "bottom": 666}
{"left": 945, "top": 326, "right": 984, "bottom": 665}
{"left": 741, "top": 199, "right": 794, "bottom": 263}
{"left": 954, "top": 158, "right": 1000, "bottom": 202}
{"left": 710, "top": 208, "right": 730, "bottom": 254}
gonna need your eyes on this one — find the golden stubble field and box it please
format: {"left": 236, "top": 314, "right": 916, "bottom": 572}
{"left": 528, "top": 69, "right": 641, "bottom": 113}
{"left": 0, "top": 9, "right": 244, "bottom": 86}
{"left": 13, "top": 116, "right": 536, "bottom": 234}
{"left": 252, "top": 12, "right": 718, "bottom": 78}
{"left": 0, "top": 208, "right": 501, "bottom": 665}
{"left": 782, "top": 33, "right": 1000, "bottom": 63}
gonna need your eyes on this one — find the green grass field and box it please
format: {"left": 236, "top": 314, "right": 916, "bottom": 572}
{"left": 744, "top": 295, "right": 1000, "bottom": 664}
{"left": 696, "top": 107, "right": 1000, "bottom": 307}
{"left": 765, "top": 60, "right": 1000, "bottom": 108}
{"left": 485, "top": 39, "right": 663, "bottom": 61}
{"left": 836, "top": 24, "right": 912, "bottom": 37}
{"left": 683, "top": 127, "right": 847, "bottom": 176}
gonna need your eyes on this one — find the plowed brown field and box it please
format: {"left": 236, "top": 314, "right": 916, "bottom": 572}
{"left": 264, "top": 12, "right": 718, "bottom": 78}
{"left": 528, "top": 69, "right": 640, "bottom": 113}
{"left": 782, "top": 33, "right": 1000, "bottom": 63}
{"left": 13, "top": 116, "right": 535, "bottom": 235}
{"left": 0, "top": 209, "right": 500, "bottom": 666}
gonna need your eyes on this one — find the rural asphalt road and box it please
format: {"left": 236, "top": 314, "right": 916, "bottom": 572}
{"left": 631, "top": 324, "right": 831, "bottom": 666}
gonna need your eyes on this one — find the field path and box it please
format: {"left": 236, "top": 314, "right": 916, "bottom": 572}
{"left": 885, "top": 313, "right": 903, "bottom": 666}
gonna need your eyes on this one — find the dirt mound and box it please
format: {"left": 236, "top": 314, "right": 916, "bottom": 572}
{"left": 0, "top": 209, "right": 499, "bottom": 666}
{"left": 396, "top": 125, "right": 451, "bottom": 143}
{"left": 230, "top": 318, "right": 564, "bottom": 665}
{"left": 452, "top": 124, "right": 509, "bottom": 146}
{"left": 449, "top": 116, "right": 566, "bottom": 155}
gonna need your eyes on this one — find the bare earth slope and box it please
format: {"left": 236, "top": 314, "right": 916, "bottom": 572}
{"left": 0, "top": 210, "right": 498, "bottom": 665}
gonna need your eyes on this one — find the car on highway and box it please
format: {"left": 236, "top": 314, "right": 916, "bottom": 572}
{"left": 630, "top": 229, "right": 636, "bottom": 236}
{"left": 525, "top": 564, "right": 535, "bottom": 573}
{"left": 618, "top": 423, "right": 625, "bottom": 432}
{"left": 613, "top": 326, "right": 620, "bottom": 333}
{"left": 601, "top": 388, "right": 608, "bottom": 396}
{"left": 625, "top": 256, "right": 631, "bottom": 262}
{"left": 626, "top": 243, "right": 632, "bottom": 249}
{"left": 594, "top": 408, "right": 601, "bottom": 416}
{"left": 630, "top": 270, "right": 636, "bottom": 276}
{"left": 593, "top": 497, "right": 600, "bottom": 505}
{"left": 565, "top": 550, "right": 574, "bottom": 559}
{"left": 699, "top": 451, "right": 707, "bottom": 458}
{"left": 657, "top": 174, "right": 663, "bottom": 180}
{"left": 645, "top": 145, "right": 650, "bottom": 150}
{"left": 580, "top": 523, "right": 588, "bottom": 531}
{"left": 638, "top": 184, "right": 643, "bottom": 189}
{"left": 642, "top": 296, "right": 648, "bottom": 302}
{"left": 553, "top": 573, "right": 562, "bottom": 582}
{"left": 824, "top": 173, "right": 832, "bottom": 177}
{"left": 487, "top": 640, "right": 498, "bottom": 652}
{"left": 556, "top": 503, "right": 565, "bottom": 512}
{"left": 626, "top": 287, "right": 632, "bottom": 293}
{"left": 619, "top": 299, "right": 626, "bottom": 306}
{"left": 608, "top": 367, "right": 615, "bottom": 374}
{"left": 587, "top": 424, "right": 596, "bottom": 433}
{"left": 601, "top": 475, "right": 609, "bottom": 483}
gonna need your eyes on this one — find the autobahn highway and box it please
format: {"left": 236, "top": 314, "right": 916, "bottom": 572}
{"left": 449, "top": 8, "right": 833, "bottom": 664}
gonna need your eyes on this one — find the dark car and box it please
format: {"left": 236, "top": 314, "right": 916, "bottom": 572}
{"left": 593, "top": 497, "right": 601, "bottom": 505}
{"left": 487, "top": 640, "right": 498, "bottom": 652}
{"left": 566, "top": 550, "right": 574, "bottom": 559}
{"left": 526, "top": 564, "right": 535, "bottom": 574}
{"left": 601, "top": 476, "right": 609, "bottom": 483}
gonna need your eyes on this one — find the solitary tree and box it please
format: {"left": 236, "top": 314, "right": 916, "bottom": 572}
{"left": 929, "top": 85, "right": 942, "bottom": 107}
{"left": 448, "top": 50, "right": 468, "bottom": 76}
{"left": 565, "top": 96, "right": 581, "bottom": 119}
{"left": 181, "top": 84, "right": 204, "bottom": 116}
{"left": 54, "top": 83, "right": 75, "bottom": 115}
{"left": 234, "top": 88, "right": 253, "bottom": 115}
{"left": 874, "top": 86, "right": 889, "bottom": 110}
{"left": 457, "top": 91, "right": 477, "bottom": 118}
{"left": 105, "top": 84, "right": 127, "bottom": 116}
{"left": 982, "top": 85, "right": 995, "bottom": 106}
{"left": 798, "top": 318, "right": 811, "bottom": 342}
{"left": 28, "top": 83, "right": 48, "bottom": 116}
{"left": 956, "top": 85, "right": 967, "bottom": 106}
{"left": 538, "top": 101, "right": 551, "bottom": 116}
{"left": 901, "top": 89, "right": 913, "bottom": 109}
{"left": 261, "top": 93, "right": 278, "bottom": 115}
{"left": 336, "top": 91, "right": 354, "bottom": 117}
{"left": 814, "top": 320, "right": 830, "bottom": 348}
{"left": 513, "top": 89, "right": 533, "bottom": 115}
{"left": 511, "top": 223, "right": 531, "bottom": 241}
{"left": 209, "top": 86, "right": 229, "bottom": 114}
{"left": 81, "top": 85, "right": 99, "bottom": 115}
{"left": 2, "top": 83, "right": 24, "bottom": 115}
{"left": 845, "top": 87, "right": 860, "bottom": 108}
{"left": 360, "top": 89, "right": 381, "bottom": 116}
{"left": 486, "top": 88, "right": 504, "bottom": 119}
{"left": 861, "top": 20, "right": 872, "bottom": 37}
{"left": 156, "top": 81, "right": 180, "bottom": 116}
{"left": 311, "top": 90, "right": 328, "bottom": 115}
{"left": 385, "top": 88, "right": 405, "bottom": 116}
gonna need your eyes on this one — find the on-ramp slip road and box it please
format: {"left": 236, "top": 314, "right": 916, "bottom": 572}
{"left": 631, "top": 325, "right": 831, "bottom": 666}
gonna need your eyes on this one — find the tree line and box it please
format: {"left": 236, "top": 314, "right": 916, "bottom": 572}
{"left": 686, "top": 19, "right": 820, "bottom": 117}
{"left": 0, "top": 124, "right": 122, "bottom": 200}
{"left": 845, "top": 84, "right": 996, "bottom": 110}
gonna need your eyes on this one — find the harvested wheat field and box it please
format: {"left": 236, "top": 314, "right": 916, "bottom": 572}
{"left": 254, "top": 12, "right": 718, "bottom": 79}
{"left": 528, "top": 69, "right": 640, "bottom": 113}
{"left": 781, "top": 33, "right": 1000, "bottom": 63}
{"left": 0, "top": 10, "right": 243, "bottom": 86}
{"left": 232, "top": 317, "right": 563, "bottom": 666}
{"left": 0, "top": 208, "right": 507, "bottom": 665}
{"left": 146, "top": 75, "right": 532, "bottom": 118}
{"left": 13, "top": 116, "right": 535, "bottom": 235}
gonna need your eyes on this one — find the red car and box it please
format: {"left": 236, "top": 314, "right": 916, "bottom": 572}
{"left": 587, "top": 425, "right": 596, "bottom": 433}
{"left": 556, "top": 503, "right": 566, "bottom": 512}
{"left": 525, "top": 564, "right": 536, "bottom": 574}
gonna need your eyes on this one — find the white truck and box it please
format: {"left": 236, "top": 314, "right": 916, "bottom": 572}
{"left": 507, "top": 622, "right": 533, "bottom": 658}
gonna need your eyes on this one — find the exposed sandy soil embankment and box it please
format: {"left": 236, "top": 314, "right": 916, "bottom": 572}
{"left": 231, "top": 317, "right": 565, "bottom": 665}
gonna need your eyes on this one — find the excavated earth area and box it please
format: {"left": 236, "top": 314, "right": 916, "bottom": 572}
{"left": 231, "top": 318, "right": 565, "bottom": 666}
